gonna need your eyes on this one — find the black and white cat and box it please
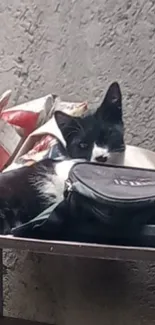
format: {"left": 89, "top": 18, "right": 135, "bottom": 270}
{"left": 0, "top": 81, "right": 124, "bottom": 234}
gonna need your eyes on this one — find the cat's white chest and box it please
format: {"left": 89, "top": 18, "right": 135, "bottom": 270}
{"left": 55, "top": 160, "right": 76, "bottom": 181}
{"left": 55, "top": 159, "right": 85, "bottom": 181}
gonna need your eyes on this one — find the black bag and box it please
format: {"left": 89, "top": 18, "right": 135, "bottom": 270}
{"left": 64, "top": 162, "right": 155, "bottom": 232}
{"left": 12, "top": 162, "right": 155, "bottom": 246}
{"left": 11, "top": 199, "right": 69, "bottom": 239}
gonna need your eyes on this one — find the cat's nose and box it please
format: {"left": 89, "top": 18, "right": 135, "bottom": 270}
{"left": 96, "top": 155, "right": 108, "bottom": 163}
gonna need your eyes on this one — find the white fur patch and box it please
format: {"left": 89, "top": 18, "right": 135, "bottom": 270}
{"left": 91, "top": 144, "right": 110, "bottom": 162}
{"left": 30, "top": 167, "right": 62, "bottom": 204}
{"left": 33, "top": 159, "right": 84, "bottom": 204}
{"left": 55, "top": 160, "right": 77, "bottom": 181}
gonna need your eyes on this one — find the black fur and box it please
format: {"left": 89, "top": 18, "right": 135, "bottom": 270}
{"left": 0, "top": 159, "right": 55, "bottom": 234}
{"left": 0, "top": 81, "right": 125, "bottom": 235}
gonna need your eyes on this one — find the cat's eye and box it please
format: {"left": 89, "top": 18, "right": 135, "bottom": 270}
{"left": 79, "top": 142, "right": 88, "bottom": 149}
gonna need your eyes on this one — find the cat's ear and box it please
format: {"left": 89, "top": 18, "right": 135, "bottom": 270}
{"left": 96, "top": 82, "right": 123, "bottom": 122}
{"left": 54, "top": 110, "right": 75, "bottom": 141}
{"left": 54, "top": 110, "right": 73, "bottom": 130}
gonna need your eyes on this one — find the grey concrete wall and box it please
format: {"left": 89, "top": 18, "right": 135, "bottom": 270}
{"left": 1, "top": 0, "right": 155, "bottom": 324}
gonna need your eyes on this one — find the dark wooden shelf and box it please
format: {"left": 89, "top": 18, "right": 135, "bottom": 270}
{"left": 0, "top": 317, "right": 49, "bottom": 325}
{"left": 1, "top": 235, "right": 155, "bottom": 324}
{"left": 0, "top": 235, "right": 154, "bottom": 262}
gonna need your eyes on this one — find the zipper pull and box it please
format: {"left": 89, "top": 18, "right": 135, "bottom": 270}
{"left": 64, "top": 179, "right": 72, "bottom": 199}
{"left": 65, "top": 179, "right": 72, "bottom": 192}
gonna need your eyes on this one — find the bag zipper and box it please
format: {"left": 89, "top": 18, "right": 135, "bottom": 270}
{"left": 65, "top": 179, "right": 72, "bottom": 192}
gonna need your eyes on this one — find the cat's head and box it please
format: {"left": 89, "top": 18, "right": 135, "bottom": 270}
{"left": 92, "top": 81, "right": 125, "bottom": 162}
{"left": 54, "top": 110, "right": 97, "bottom": 161}
{"left": 54, "top": 82, "right": 125, "bottom": 163}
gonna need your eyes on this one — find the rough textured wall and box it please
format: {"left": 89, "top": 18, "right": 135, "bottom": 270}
{"left": 1, "top": 0, "right": 155, "bottom": 324}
